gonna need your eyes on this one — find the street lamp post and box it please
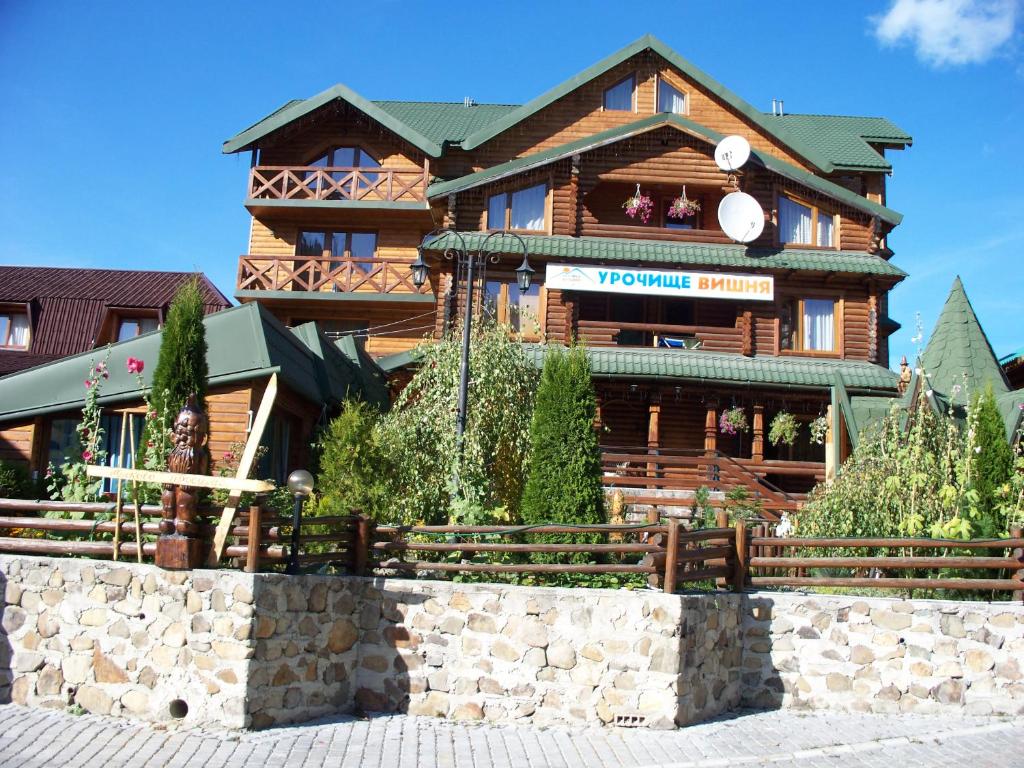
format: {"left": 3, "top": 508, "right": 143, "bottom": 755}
{"left": 410, "top": 229, "right": 533, "bottom": 456}
{"left": 285, "top": 469, "right": 314, "bottom": 575}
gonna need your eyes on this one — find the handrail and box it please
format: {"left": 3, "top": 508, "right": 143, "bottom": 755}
{"left": 248, "top": 165, "right": 427, "bottom": 203}
{"left": 236, "top": 254, "right": 433, "bottom": 294}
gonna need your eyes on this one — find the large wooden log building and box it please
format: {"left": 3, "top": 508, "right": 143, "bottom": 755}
{"left": 222, "top": 34, "right": 914, "bottom": 506}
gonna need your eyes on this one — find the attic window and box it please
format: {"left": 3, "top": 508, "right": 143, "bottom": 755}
{"left": 603, "top": 75, "right": 635, "bottom": 112}
{"left": 0, "top": 311, "right": 30, "bottom": 349}
{"left": 657, "top": 79, "right": 687, "bottom": 115}
{"left": 117, "top": 316, "right": 159, "bottom": 341}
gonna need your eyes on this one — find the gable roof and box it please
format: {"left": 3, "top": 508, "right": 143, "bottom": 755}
{"left": 458, "top": 34, "right": 861, "bottom": 173}
{"left": 0, "top": 267, "right": 230, "bottom": 376}
{"left": 427, "top": 113, "right": 903, "bottom": 225}
{"left": 423, "top": 231, "right": 904, "bottom": 279}
{"left": 919, "top": 276, "right": 1010, "bottom": 410}
{"left": 0, "top": 303, "right": 377, "bottom": 422}
{"left": 224, "top": 35, "right": 910, "bottom": 180}
{"left": 222, "top": 84, "right": 446, "bottom": 157}
{"left": 767, "top": 114, "right": 912, "bottom": 172}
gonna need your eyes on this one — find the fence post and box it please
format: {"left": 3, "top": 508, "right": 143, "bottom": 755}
{"left": 353, "top": 514, "right": 371, "bottom": 577}
{"left": 732, "top": 520, "right": 748, "bottom": 593}
{"left": 715, "top": 509, "right": 728, "bottom": 529}
{"left": 244, "top": 504, "right": 261, "bottom": 574}
{"left": 663, "top": 518, "right": 680, "bottom": 594}
{"left": 1012, "top": 525, "right": 1023, "bottom": 603}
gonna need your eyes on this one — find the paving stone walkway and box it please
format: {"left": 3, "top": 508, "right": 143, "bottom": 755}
{"left": 0, "top": 704, "right": 1019, "bottom": 768}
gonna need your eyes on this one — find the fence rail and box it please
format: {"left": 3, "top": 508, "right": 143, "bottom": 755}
{"left": 0, "top": 498, "right": 1020, "bottom": 600}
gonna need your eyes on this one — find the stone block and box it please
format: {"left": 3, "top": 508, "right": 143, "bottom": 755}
{"left": 327, "top": 619, "right": 358, "bottom": 653}
{"left": 466, "top": 613, "right": 497, "bottom": 633}
{"left": 75, "top": 685, "right": 113, "bottom": 715}
{"left": 546, "top": 641, "right": 577, "bottom": 670}
{"left": 407, "top": 691, "right": 449, "bottom": 718}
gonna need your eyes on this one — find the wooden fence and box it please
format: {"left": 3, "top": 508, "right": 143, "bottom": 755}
{"left": 0, "top": 498, "right": 1021, "bottom": 600}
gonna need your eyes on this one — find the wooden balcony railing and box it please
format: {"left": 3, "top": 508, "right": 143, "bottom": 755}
{"left": 237, "top": 255, "right": 433, "bottom": 295}
{"left": 577, "top": 319, "right": 744, "bottom": 354}
{"left": 248, "top": 165, "right": 428, "bottom": 204}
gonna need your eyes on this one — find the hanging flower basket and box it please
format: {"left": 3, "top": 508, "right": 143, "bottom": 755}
{"left": 667, "top": 187, "right": 701, "bottom": 220}
{"left": 719, "top": 407, "right": 748, "bottom": 436}
{"left": 769, "top": 411, "right": 799, "bottom": 447}
{"left": 809, "top": 415, "right": 828, "bottom": 445}
{"left": 623, "top": 184, "right": 654, "bottom": 224}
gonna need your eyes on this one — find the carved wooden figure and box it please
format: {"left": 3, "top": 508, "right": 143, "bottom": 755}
{"left": 156, "top": 395, "right": 210, "bottom": 569}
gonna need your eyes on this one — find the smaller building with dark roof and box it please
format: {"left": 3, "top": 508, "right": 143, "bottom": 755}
{"left": 0, "top": 266, "right": 231, "bottom": 376}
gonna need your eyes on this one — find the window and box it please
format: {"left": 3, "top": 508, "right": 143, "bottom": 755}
{"left": 661, "top": 196, "right": 701, "bottom": 230}
{"left": 657, "top": 79, "right": 687, "bottom": 114}
{"left": 296, "top": 230, "right": 378, "bottom": 276}
{"left": 0, "top": 311, "right": 30, "bottom": 349}
{"left": 486, "top": 183, "right": 546, "bottom": 231}
{"left": 603, "top": 75, "right": 635, "bottom": 111}
{"left": 778, "top": 195, "right": 835, "bottom": 247}
{"left": 117, "top": 317, "right": 159, "bottom": 341}
{"left": 48, "top": 418, "right": 79, "bottom": 467}
{"left": 781, "top": 298, "right": 836, "bottom": 353}
{"left": 482, "top": 279, "right": 543, "bottom": 340}
{"left": 99, "top": 413, "right": 145, "bottom": 493}
{"left": 306, "top": 146, "right": 380, "bottom": 197}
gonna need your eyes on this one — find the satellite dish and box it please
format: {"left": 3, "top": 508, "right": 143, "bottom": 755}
{"left": 718, "top": 192, "right": 765, "bottom": 243}
{"left": 714, "top": 135, "right": 751, "bottom": 172}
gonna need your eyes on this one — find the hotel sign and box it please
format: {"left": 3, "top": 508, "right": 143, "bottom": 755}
{"left": 544, "top": 264, "right": 774, "bottom": 301}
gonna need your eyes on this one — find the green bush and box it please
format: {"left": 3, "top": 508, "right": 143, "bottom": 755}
{"left": 0, "top": 461, "right": 34, "bottom": 499}
{"left": 308, "top": 399, "right": 392, "bottom": 520}
{"left": 374, "top": 322, "right": 537, "bottom": 525}
{"left": 146, "top": 279, "right": 209, "bottom": 450}
{"left": 520, "top": 344, "right": 604, "bottom": 565}
{"left": 967, "top": 384, "right": 1014, "bottom": 532}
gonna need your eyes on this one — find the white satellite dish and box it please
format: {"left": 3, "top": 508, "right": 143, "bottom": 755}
{"left": 714, "top": 135, "right": 751, "bottom": 173}
{"left": 718, "top": 191, "right": 765, "bottom": 243}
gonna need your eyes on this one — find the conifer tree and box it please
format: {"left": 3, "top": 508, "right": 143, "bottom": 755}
{"left": 520, "top": 344, "right": 604, "bottom": 538}
{"left": 968, "top": 384, "right": 1013, "bottom": 522}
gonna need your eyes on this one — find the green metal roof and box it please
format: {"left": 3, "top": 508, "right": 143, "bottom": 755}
{"left": 224, "top": 35, "right": 910, "bottom": 181}
{"left": 460, "top": 34, "right": 837, "bottom": 173}
{"left": 0, "top": 303, "right": 378, "bottom": 422}
{"left": 373, "top": 101, "right": 519, "bottom": 145}
{"left": 427, "top": 113, "right": 903, "bottom": 225}
{"left": 333, "top": 335, "right": 390, "bottom": 410}
{"left": 920, "top": 276, "right": 1010, "bottom": 409}
{"left": 767, "top": 114, "right": 912, "bottom": 171}
{"left": 999, "top": 346, "right": 1024, "bottom": 366}
{"left": 423, "top": 231, "right": 906, "bottom": 279}
{"left": 374, "top": 348, "right": 422, "bottom": 373}
{"left": 520, "top": 345, "right": 897, "bottom": 391}
{"left": 223, "top": 84, "right": 446, "bottom": 157}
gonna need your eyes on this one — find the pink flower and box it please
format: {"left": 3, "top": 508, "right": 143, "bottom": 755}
{"left": 126, "top": 357, "right": 145, "bottom": 375}
{"left": 82, "top": 450, "right": 93, "bottom": 462}
{"left": 84, "top": 379, "right": 92, "bottom": 388}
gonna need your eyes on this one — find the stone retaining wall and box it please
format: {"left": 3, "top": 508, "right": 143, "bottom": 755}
{"left": 740, "top": 592, "right": 1024, "bottom": 716}
{"left": 1, "top": 555, "right": 1022, "bottom": 729}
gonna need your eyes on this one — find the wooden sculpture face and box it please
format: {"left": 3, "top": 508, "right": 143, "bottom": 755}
{"left": 167, "top": 406, "right": 208, "bottom": 474}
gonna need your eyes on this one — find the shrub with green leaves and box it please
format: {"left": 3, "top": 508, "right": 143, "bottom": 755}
{"left": 308, "top": 399, "right": 392, "bottom": 520}
{"left": 966, "top": 384, "right": 1014, "bottom": 529}
{"left": 373, "top": 322, "right": 538, "bottom": 525}
{"left": 520, "top": 344, "right": 604, "bottom": 565}
{"left": 0, "top": 461, "right": 33, "bottom": 499}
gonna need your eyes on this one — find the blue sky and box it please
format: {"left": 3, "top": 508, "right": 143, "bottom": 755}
{"left": 0, "top": 1, "right": 1020, "bottom": 368}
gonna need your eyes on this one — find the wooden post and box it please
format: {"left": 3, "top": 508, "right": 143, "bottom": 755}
{"left": 1012, "top": 525, "right": 1023, "bottom": 603}
{"left": 353, "top": 514, "right": 371, "bottom": 577}
{"left": 245, "top": 504, "right": 262, "bottom": 574}
{"left": 752, "top": 404, "right": 764, "bottom": 463}
{"left": 732, "top": 520, "right": 748, "bottom": 593}
{"left": 663, "top": 518, "right": 680, "bottom": 594}
{"left": 127, "top": 415, "right": 143, "bottom": 563}
{"left": 715, "top": 509, "right": 728, "bottom": 529}
{"left": 704, "top": 407, "right": 717, "bottom": 455}
{"left": 646, "top": 399, "right": 661, "bottom": 489}
{"left": 112, "top": 411, "right": 129, "bottom": 561}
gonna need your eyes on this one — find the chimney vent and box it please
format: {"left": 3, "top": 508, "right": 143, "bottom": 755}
{"left": 463, "top": 97, "right": 476, "bottom": 108}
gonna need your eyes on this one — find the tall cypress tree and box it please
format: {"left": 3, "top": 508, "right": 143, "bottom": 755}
{"left": 969, "top": 384, "right": 1013, "bottom": 525}
{"left": 150, "top": 279, "right": 209, "bottom": 423}
{"left": 520, "top": 344, "right": 604, "bottom": 540}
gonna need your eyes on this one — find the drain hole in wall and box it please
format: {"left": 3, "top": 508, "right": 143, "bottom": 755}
{"left": 169, "top": 699, "right": 188, "bottom": 719}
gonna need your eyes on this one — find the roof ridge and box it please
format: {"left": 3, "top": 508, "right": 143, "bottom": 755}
{"left": 373, "top": 99, "right": 521, "bottom": 107}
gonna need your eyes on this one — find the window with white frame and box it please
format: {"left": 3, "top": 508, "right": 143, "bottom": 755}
{"left": 657, "top": 79, "right": 687, "bottom": 114}
{"left": 0, "top": 311, "right": 30, "bottom": 349}
{"left": 778, "top": 195, "right": 835, "bottom": 247}
{"left": 603, "top": 75, "right": 635, "bottom": 111}
{"left": 486, "top": 183, "right": 546, "bottom": 231}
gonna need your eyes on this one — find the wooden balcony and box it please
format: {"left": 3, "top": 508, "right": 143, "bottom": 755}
{"left": 577, "top": 320, "right": 746, "bottom": 354}
{"left": 236, "top": 255, "right": 433, "bottom": 297}
{"left": 247, "top": 166, "right": 429, "bottom": 205}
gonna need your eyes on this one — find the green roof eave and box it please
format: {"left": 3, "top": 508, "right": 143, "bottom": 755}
{"left": 245, "top": 199, "right": 430, "bottom": 212}
{"left": 517, "top": 345, "right": 899, "bottom": 391}
{"left": 236, "top": 290, "right": 436, "bottom": 305}
{"left": 223, "top": 83, "right": 444, "bottom": 157}
{"left": 423, "top": 232, "right": 906, "bottom": 279}
{"left": 375, "top": 348, "right": 423, "bottom": 373}
{"left": 430, "top": 113, "right": 902, "bottom": 226}
{"left": 459, "top": 34, "right": 835, "bottom": 173}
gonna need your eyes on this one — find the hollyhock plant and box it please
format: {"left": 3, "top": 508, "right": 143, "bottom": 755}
{"left": 126, "top": 357, "right": 145, "bottom": 375}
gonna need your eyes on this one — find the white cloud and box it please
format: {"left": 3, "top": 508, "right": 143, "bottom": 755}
{"left": 873, "top": 0, "right": 1018, "bottom": 66}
